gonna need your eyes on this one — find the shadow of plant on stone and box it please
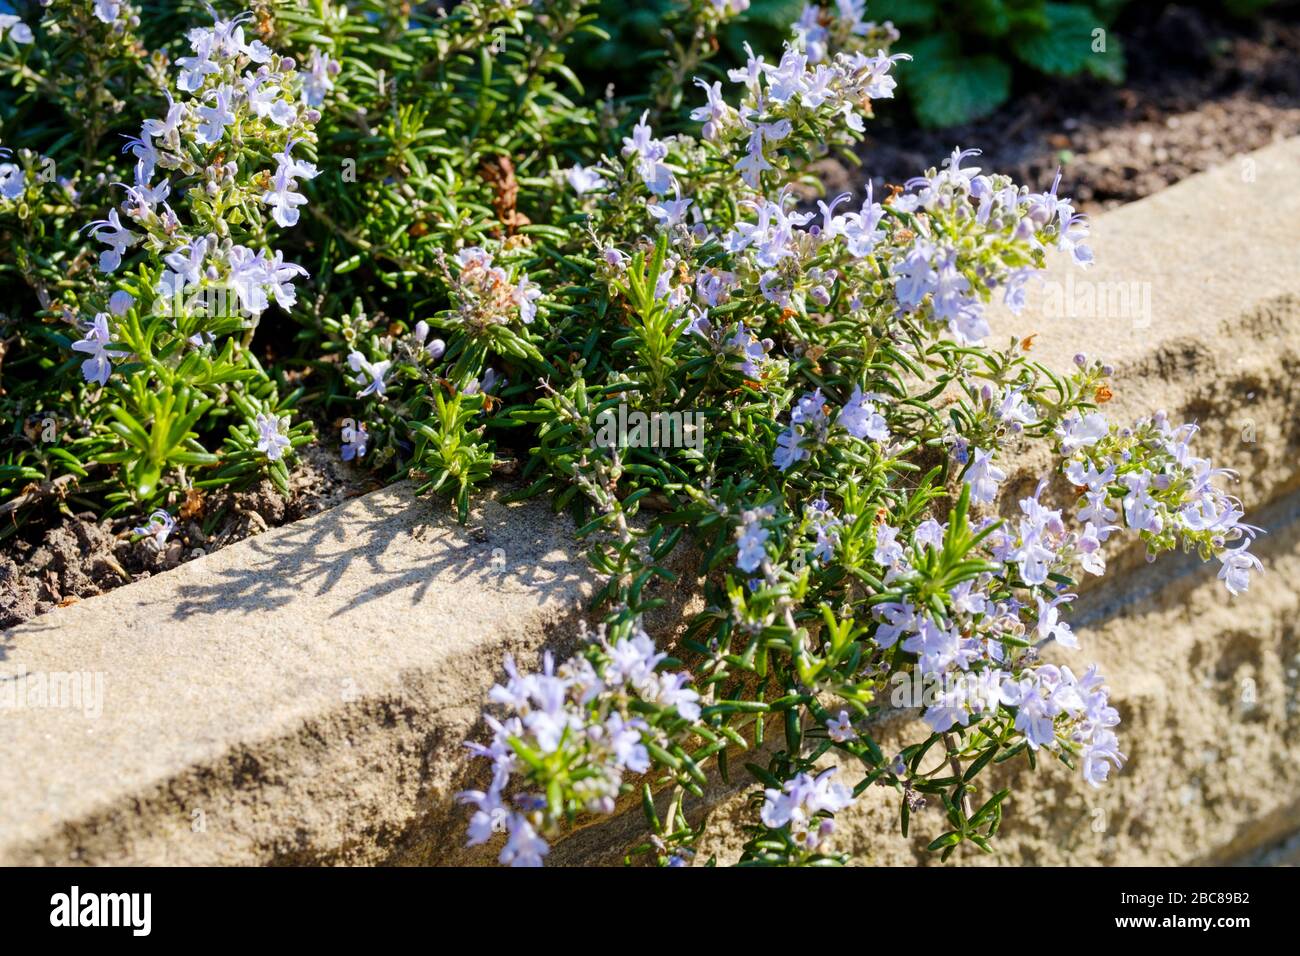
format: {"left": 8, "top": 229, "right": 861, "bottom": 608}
{"left": 168, "top": 481, "right": 591, "bottom": 622}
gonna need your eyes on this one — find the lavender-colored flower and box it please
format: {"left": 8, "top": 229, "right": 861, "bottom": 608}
{"left": 341, "top": 422, "right": 369, "bottom": 461}
{"left": 826, "top": 710, "right": 858, "bottom": 743}
{"left": 724, "top": 322, "right": 770, "bottom": 379}
{"left": 760, "top": 768, "right": 854, "bottom": 849}
{"left": 1058, "top": 411, "right": 1109, "bottom": 454}
{"left": 177, "top": 31, "right": 220, "bottom": 92}
{"left": 648, "top": 192, "right": 693, "bottom": 229}
{"left": 85, "top": 209, "right": 138, "bottom": 274}
{"left": 499, "top": 814, "right": 549, "bottom": 867}
{"left": 254, "top": 413, "right": 292, "bottom": 461}
{"left": 348, "top": 351, "right": 391, "bottom": 399}
{"left": 195, "top": 85, "right": 237, "bottom": 145}
{"left": 132, "top": 509, "right": 176, "bottom": 548}
{"left": 774, "top": 426, "right": 807, "bottom": 472}
{"left": 565, "top": 164, "right": 604, "bottom": 195}
{"left": 964, "top": 447, "right": 1006, "bottom": 505}
{"left": 736, "top": 507, "right": 772, "bottom": 573}
{"left": 263, "top": 144, "right": 319, "bottom": 229}
{"left": 0, "top": 14, "right": 35, "bottom": 44}
{"left": 1217, "top": 545, "right": 1263, "bottom": 596}
{"left": 108, "top": 290, "right": 136, "bottom": 316}
{"left": 70, "top": 314, "right": 125, "bottom": 385}
{"left": 0, "top": 161, "right": 24, "bottom": 201}
{"left": 621, "top": 110, "right": 674, "bottom": 196}
{"left": 837, "top": 386, "right": 889, "bottom": 442}
{"left": 806, "top": 496, "right": 841, "bottom": 562}
{"left": 512, "top": 275, "right": 542, "bottom": 324}
{"left": 873, "top": 523, "right": 905, "bottom": 569}
{"left": 1033, "top": 594, "right": 1077, "bottom": 649}
{"left": 301, "top": 48, "right": 337, "bottom": 108}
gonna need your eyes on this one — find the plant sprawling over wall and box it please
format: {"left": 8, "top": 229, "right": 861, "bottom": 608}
{"left": 0, "top": 1, "right": 1262, "bottom": 866}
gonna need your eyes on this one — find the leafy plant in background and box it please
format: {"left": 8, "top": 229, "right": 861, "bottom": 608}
{"left": 581, "top": 0, "right": 1129, "bottom": 126}
{"left": 586, "top": 0, "right": 1280, "bottom": 127}
{"left": 0, "top": 0, "right": 1265, "bottom": 867}
{"left": 870, "top": 0, "right": 1129, "bottom": 126}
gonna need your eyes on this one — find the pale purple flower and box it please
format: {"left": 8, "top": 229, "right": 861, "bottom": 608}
{"left": 763, "top": 48, "right": 808, "bottom": 104}
{"left": 774, "top": 426, "right": 807, "bottom": 472}
{"left": 348, "top": 351, "right": 391, "bottom": 398}
{"left": 0, "top": 14, "right": 34, "bottom": 44}
{"left": 689, "top": 78, "right": 731, "bottom": 141}
{"left": 837, "top": 386, "right": 889, "bottom": 442}
{"left": 301, "top": 48, "right": 337, "bottom": 107}
{"left": 70, "top": 314, "right": 125, "bottom": 385}
{"left": 177, "top": 31, "right": 220, "bottom": 92}
{"left": 1034, "top": 594, "right": 1077, "bottom": 649}
{"left": 499, "top": 814, "right": 549, "bottom": 867}
{"left": 724, "top": 322, "right": 770, "bottom": 378}
{"left": 85, "top": 209, "right": 138, "bottom": 274}
{"left": 142, "top": 92, "right": 186, "bottom": 143}
{"left": 0, "top": 162, "right": 23, "bottom": 202}
{"left": 996, "top": 387, "right": 1038, "bottom": 427}
{"left": 512, "top": 275, "right": 542, "bottom": 324}
{"left": 648, "top": 192, "right": 693, "bottom": 229}
{"left": 964, "top": 447, "right": 1006, "bottom": 505}
{"left": 621, "top": 111, "right": 673, "bottom": 196}
{"left": 264, "top": 163, "right": 309, "bottom": 228}
{"left": 225, "top": 245, "right": 271, "bottom": 314}
{"left": 736, "top": 508, "right": 771, "bottom": 574}
{"left": 341, "top": 422, "right": 369, "bottom": 461}
{"left": 1058, "top": 411, "right": 1109, "bottom": 455}
{"left": 1121, "top": 471, "right": 1164, "bottom": 535}
{"left": 644, "top": 671, "right": 701, "bottom": 722}
{"left": 891, "top": 241, "right": 936, "bottom": 311}
{"left": 1217, "top": 545, "right": 1263, "bottom": 596}
{"left": 255, "top": 413, "right": 292, "bottom": 461}
{"left": 604, "top": 713, "right": 650, "bottom": 773}
{"left": 163, "top": 236, "right": 210, "bottom": 289}
{"left": 1076, "top": 522, "right": 1113, "bottom": 575}
{"left": 826, "top": 710, "right": 858, "bottom": 743}
{"left": 760, "top": 767, "right": 854, "bottom": 849}
{"left": 264, "top": 250, "right": 309, "bottom": 310}
{"left": 1058, "top": 213, "right": 1094, "bottom": 267}
{"left": 195, "top": 85, "right": 236, "bottom": 144}
{"left": 915, "top": 518, "right": 947, "bottom": 552}
{"left": 132, "top": 509, "right": 176, "bottom": 548}
{"left": 565, "top": 164, "right": 604, "bottom": 195}
{"left": 108, "top": 290, "right": 136, "bottom": 316}
{"left": 861, "top": 50, "right": 910, "bottom": 99}
{"left": 839, "top": 182, "right": 886, "bottom": 257}
{"left": 874, "top": 523, "right": 905, "bottom": 568}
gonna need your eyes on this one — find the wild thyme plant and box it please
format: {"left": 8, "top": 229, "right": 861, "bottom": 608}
{"left": 0, "top": 2, "right": 1262, "bottom": 866}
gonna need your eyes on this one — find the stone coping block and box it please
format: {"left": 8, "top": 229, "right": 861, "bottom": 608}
{"left": 0, "top": 485, "right": 625, "bottom": 864}
{"left": 3, "top": 138, "right": 1300, "bottom": 866}
{"left": 986, "top": 136, "right": 1300, "bottom": 504}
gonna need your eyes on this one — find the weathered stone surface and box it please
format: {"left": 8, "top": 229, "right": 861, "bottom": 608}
{"left": 2, "top": 139, "right": 1299, "bottom": 867}
{"left": 0, "top": 485, "right": 668, "bottom": 865}
{"left": 986, "top": 136, "right": 1300, "bottom": 585}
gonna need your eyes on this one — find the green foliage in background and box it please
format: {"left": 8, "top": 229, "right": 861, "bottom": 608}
{"left": 589, "top": 0, "right": 1279, "bottom": 127}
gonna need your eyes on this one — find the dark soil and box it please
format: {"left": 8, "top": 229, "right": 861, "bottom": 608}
{"left": 0, "top": 442, "right": 374, "bottom": 629}
{"left": 823, "top": 2, "right": 1300, "bottom": 213}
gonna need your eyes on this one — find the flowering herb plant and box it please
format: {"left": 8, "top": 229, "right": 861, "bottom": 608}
{"left": 0, "top": 1, "right": 1261, "bottom": 867}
